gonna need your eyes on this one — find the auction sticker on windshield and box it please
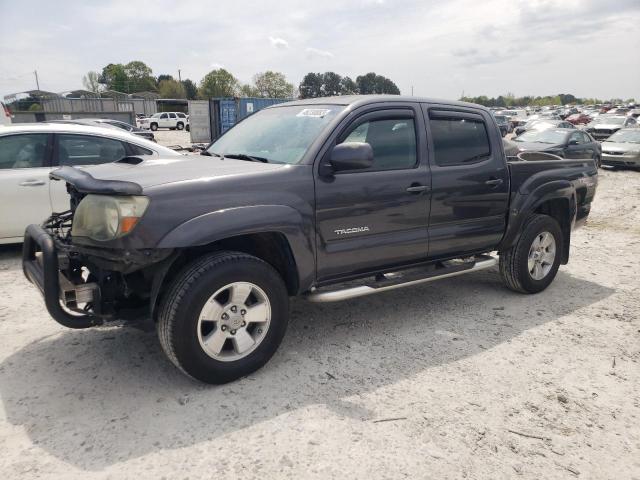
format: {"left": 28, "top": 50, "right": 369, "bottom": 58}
{"left": 297, "top": 108, "right": 332, "bottom": 118}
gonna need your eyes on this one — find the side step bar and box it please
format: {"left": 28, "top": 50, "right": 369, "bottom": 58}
{"left": 304, "top": 255, "right": 498, "bottom": 303}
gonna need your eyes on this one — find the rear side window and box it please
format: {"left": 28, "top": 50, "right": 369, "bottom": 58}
{"left": 0, "top": 134, "right": 49, "bottom": 169}
{"left": 57, "top": 134, "right": 127, "bottom": 166}
{"left": 341, "top": 118, "right": 417, "bottom": 171}
{"left": 430, "top": 117, "right": 491, "bottom": 166}
{"left": 177, "top": 113, "right": 186, "bottom": 118}
{"left": 128, "top": 143, "right": 153, "bottom": 156}
{"left": 169, "top": 113, "right": 177, "bottom": 119}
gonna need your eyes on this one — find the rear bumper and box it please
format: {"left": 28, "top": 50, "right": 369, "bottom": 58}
{"left": 22, "top": 224, "right": 103, "bottom": 329}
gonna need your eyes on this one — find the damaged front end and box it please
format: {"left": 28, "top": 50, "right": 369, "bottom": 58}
{"left": 22, "top": 167, "right": 173, "bottom": 329}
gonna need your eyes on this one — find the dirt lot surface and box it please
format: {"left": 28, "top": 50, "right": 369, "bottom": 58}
{"left": 152, "top": 129, "right": 192, "bottom": 149}
{"left": 1, "top": 168, "right": 639, "bottom": 479}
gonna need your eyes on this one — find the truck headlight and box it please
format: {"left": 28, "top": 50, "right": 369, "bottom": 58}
{"left": 71, "top": 195, "right": 149, "bottom": 241}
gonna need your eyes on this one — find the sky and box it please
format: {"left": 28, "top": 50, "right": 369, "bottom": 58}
{"left": 0, "top": 0, "right": 638, "bottom": 101}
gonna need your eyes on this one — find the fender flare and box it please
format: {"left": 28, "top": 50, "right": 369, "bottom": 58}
{"left": 156, "top": 204, "right": 315, "bottom": 289}
{"left": 499, "top": 180, "right": 576, "bottom": 254}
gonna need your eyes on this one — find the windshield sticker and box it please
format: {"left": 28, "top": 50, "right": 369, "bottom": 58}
{"left": 297, "top": 108, "right": 332, "bottom": 118}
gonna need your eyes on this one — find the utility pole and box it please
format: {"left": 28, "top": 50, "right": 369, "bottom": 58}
{"left": 34, "top": 70, "right": 40, "bottom": 90}
{"left": 178, "top": 69, "right": 182, "bottom": 82}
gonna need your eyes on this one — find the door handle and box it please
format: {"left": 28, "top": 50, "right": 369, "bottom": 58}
{"left": 19, "top": 180, "right": 46, "bottom": 187}
{"left": 406, "top": 184, "right": 429, "bottom": 194}
{"left": 485, "top": 178, "right": 503, "bottom": 187}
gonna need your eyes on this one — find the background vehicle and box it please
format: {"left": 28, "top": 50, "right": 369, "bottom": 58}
{"left": 23, "top": 96, "right": 598, "bottom": 384}
{"left": 514, "top": 119, "right": 574, "bottom": 136}
{"left": 1, "top": 101, "right": 13, "bottom": 126}
{"left": 139, "top": 112, "right": 189, "bottom": 131}
{"left": 600, "top": 128, "right": 640, "bottom": 168}
{"left": 493, "top": 114, "right": 511, "bottom": 136}
{"left": 585, "top": 115, "right": 638, "bottom": 141}
{"left": 566, "top": 113, "right": 592, "bottom": 125}
{"left": 50, "top": 118, "right": 156, "bottom": 142}
{"left": 512, "top": 128, "right": 601, "bottom": 165}
{"left": 0, "top": 123, "right": 182, "bottom": 244}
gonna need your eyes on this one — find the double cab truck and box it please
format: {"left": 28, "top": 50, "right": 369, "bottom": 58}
{"left": 22, "top": 96, "right": 598, "bottom": 384}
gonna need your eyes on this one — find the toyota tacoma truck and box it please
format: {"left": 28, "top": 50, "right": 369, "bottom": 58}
{"left": 22, "top": 96, "right": 598, "bottom": 384}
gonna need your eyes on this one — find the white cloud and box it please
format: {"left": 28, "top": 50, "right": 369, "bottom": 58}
{"left": 305, "top": 47, "right": 334, "bottom": 58}
{"left": 268, "top": 36, "right": 289, "bottom": 49}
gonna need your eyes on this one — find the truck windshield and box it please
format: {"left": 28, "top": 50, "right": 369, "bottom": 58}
{"left": 206, "top": 105, "right": 344, "bottom": 164}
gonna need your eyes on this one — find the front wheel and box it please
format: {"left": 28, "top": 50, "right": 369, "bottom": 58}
{"left": 157, "top": 252, "right": 289, "bottom": 384}
{"left": 499, "top": 214, "right": 563, "bottom": 294}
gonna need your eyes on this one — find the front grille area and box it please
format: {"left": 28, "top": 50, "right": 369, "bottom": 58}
{"left": 603, "top": 151, "right": 624, "bottom": 155}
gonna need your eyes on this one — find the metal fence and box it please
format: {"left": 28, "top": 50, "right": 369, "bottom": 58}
{"left": 41, "top": 97, "right": 156, "bottom": 116}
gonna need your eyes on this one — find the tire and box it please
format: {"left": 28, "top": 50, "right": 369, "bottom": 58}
{"left": 185, "top": 124, "right": 190, "bottom": 132}
{"left": 150, "top": 123, "right": 158, "bottom": 131}
{"left": 499, "top": 214, "right": 563, "bottom": 294}
{"left": 595, "top": 155, "right": 602, "bottom": 168}
{"left": 157, "top": 251, "right": 289, "bottom": 384}
{"left": 176, "top": 122, "right": 184, "bottom": 130}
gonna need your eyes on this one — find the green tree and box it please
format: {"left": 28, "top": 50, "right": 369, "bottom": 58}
{"left": 157, "top": 74, "right": 174, "bottom": 83}
{"left": 82, "top": 71, "right": 101, "bottom": 93}
{"left": 321, "top": 72, "right": 342, "bottom": 96}
{"left": 158, "top": 79, "right": 186, "bottom": 98}
{"left": 239, "top": 83, "right": 260, "bottom": 97}
{"left": 99, "top": 63, "right": 128, "bottom": 92}
{"left": 198, "top": 69, "right": 239, "bottom": 98}
{"left": 253, "top": 71, "right": 294, "bottom": 98}
{"left": 355, "top": 73, "right": 400, "bottom": 95}
{"left": 299, "top": 72, "right": 323, "bottom": 98}
{"left": 182, "top": 79, "right": 198, "bottom": 100}
{"left": 123, "top": 61, "right": 156, "bottom": 92}
{"left": 339, "top": 76, "right": 358, "bottom": 95}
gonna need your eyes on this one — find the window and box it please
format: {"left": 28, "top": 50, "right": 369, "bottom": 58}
{"left": 160, "top": 113, "right": 168, "bottom": 119}
{"left": 57, "top": 134, "right": 126, "bottom": 166}
{"left": 579, "top": 132, "right": 591, "bottom": 144}
{"left": 430, "top": 116, "right": 491, "bottom": 166}
{"left": 176, "top": 113, "right": 186, "bottom": 118}
{"left": 0, "top": 134, "right": 48, "bottom": 169}
{"left": 569, "top": 132, "right": 584, "bottom": 144}
{"left": 128, "top": 143, "right": 153, "bottom": 156}
{"left": 341, "top": 118, "right": 417, "bottom": 171}
{"left": 168, "top": 113, "right": 177, "bottom": 119}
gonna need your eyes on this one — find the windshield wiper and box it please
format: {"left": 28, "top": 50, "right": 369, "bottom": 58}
{"left": 223, "top": 153, "right": 269, "bottom": 163}
{"left": 201, "top": 151, "right": 223, "bottom": 157}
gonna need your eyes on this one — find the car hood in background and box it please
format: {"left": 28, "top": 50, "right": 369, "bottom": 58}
{"left": 512, "top": 142, "right": 563, "bottom": 152}
{"left": 601, "top": 142, "right": 640, "bottom": 154}
{"left": 588, "top": 123, "right": 624, "bottom": 130}
{"left": 76, "top": 156, "right": 289, "bottom": 189}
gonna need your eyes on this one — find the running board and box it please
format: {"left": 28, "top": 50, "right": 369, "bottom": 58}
{"left": 304, "top": 255, "right": 498, "bottom": 303}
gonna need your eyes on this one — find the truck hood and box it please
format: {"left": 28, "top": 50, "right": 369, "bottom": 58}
{"left": 77, "top": 155, "right": 287, "bottom": 189}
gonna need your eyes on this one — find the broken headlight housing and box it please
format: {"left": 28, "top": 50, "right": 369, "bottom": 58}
{"left": 71, "top": 195, "right": 149, "bottom": 242}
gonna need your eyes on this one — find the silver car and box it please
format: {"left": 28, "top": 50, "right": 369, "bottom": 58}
{"left": 600, "top": 128, "right": 640, "bottom": 168}
{"left": 0, "top": 123, "right": 183, "bottom": 244}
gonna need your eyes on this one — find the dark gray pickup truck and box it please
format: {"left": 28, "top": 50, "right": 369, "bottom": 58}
{"left": 23, "top": 95, "right": 598, "bottom": 383}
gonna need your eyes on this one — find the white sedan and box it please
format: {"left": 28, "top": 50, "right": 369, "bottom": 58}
{"left": 0, "top": 123, "right": 183, "bottom": 244}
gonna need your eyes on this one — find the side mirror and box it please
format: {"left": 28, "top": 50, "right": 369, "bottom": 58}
{"left": 323, "top": 142, "right": 374, "bottom": 174}
{"left": 568, "top": 139, "right": 579, "bottom": 146}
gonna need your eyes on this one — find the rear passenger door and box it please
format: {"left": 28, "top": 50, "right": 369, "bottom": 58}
{"left": 422, "top": 106, "right": 509, "bottom": 258}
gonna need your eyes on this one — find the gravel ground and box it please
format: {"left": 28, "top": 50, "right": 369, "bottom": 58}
{"left": 152, "top": 129, "right": 192, "bottom": 148}
{"left": 0, "top": 168, "right": 639, "bottom": 479}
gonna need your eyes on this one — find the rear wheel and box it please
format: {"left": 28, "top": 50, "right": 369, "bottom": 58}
{"left": 499, "top": 214, "right": 563, "bottom": 294}
{"left": 176, "top": 122, "right": 184, "bottom": 130}
{"left": 157, "top": 251, "right": 289, "bottom": 384}
{"left": 150, "top": 123, "right": 158, "bottom": 131}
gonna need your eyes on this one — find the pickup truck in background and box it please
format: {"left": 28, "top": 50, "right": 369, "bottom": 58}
{"left": 23, "top": 96, "right": 598, "bottom": 384}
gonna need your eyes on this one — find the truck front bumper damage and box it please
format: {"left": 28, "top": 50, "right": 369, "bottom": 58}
{"left": 22, "top": 224, "right": 104, "bottom": 329}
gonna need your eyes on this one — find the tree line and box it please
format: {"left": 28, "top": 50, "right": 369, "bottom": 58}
{"left": 459, "top": 92, "right": 637, "bottom": 107}
{"left": 81, "top": 61, "right": 401, "bottom": 100}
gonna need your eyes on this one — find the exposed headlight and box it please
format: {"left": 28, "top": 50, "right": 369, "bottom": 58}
{"left": 71, "top": 195, "right": 149, "bottom": 242}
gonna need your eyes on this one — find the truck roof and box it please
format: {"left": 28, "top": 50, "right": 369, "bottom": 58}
{"left": 276, "top": 95, "right": 489, "bottom": 112}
